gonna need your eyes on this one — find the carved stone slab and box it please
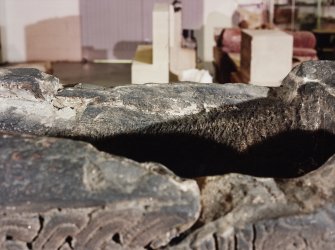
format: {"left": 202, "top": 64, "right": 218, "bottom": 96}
{"left": 0, "top": 134, "right": 200, "bottom": 249}
{"left": 1, "top": 61, "right": 335, "bottom": 249}
{"left": 167, "top": 154, "right": 335, "bottom": 249}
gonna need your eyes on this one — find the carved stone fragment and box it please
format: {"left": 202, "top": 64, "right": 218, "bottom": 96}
{"left": 169, "top": 155, "right": 335, "bottom": 249}
{"left": 1, "top": 61, "right": 335, "bottom": 249}
{"left": 0, "top": 134, "right": 200, "bottom": 249}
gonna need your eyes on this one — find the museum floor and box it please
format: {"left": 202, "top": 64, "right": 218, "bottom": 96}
{"left": 52, "top": 62, "right": 131, "bottom": 88}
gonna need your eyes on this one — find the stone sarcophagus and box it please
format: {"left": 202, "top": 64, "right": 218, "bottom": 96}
{"left": 1, "top": 61, "right": 335, "bottom": 249}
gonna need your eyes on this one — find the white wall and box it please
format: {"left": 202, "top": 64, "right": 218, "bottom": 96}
{"left": 0, "top": 0, "right": 7, "bottom": 62}
{"left": 182, "top": 0, "right": 203, "bottom": 30}
{"left": 1, "top": 0, "right": 80, "bottom": 62}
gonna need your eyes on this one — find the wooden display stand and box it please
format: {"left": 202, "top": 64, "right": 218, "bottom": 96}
{"left": 240, "top": 29, "right": 293, "bottom": 87}
{"left": 131, "top": 3, "right": 196, "bottom": 84}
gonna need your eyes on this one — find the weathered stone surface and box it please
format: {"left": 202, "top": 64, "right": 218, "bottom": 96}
{"left": 271, "top": 60, "right": 335, "bottom": 103}
{"left": 0, "top": 68, "right": 61, "bottom": 101}
{"left": 0, "top": 68, "right": 268, "bottom": 138}
{"left": 106, "top": 61, "right": 335, "bottom": 178}
{"left": 271, "top": 60, "right": 335, "bottom": 134}
{"left": 0, "top": 133, "right": 200, "bottom": 249}
{"left": 1, "top": 61, "right": 335, "bottom": 249}
{"left": 163, "top": 61, "right": 335, "bottom": 249}
{"left": 167, "top": 154, "right": 335, "bottom": 249}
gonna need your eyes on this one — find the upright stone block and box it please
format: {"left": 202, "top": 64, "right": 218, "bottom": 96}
{"left": 169, "top": 8, "right": 196, "bottom": 80}
{"left": 240, "top": 29, "right": 293, "bottom": 87}
{"left": 131, "top": 4, "right": 170, "bottom": 84}
{"left": 153, "top": 3, "right": 170, "bottom": 66}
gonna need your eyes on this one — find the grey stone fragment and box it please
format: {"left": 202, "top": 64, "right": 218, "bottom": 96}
{"left": 165, "top": 60, "right": 335, "bottom": 249}
{"left": 0, "top": 68, "right": 62, "bottom": 101}
{"left": 0, "top": 68, "right": 268, "bottom": 138}
{"left": 270, "top": 60, "right": 335, "bottom": 103}
{"left": 168, "top": 155, "right": 335, "bottom": 249}
{"left": 2, "top": 61, "right": 335, "bottom": 249}
{"left": 124, "top": 61, "right": 335, "bottom": 178}
{"left": 146, "top": 61, "right": 335, "bottom": 147}
{"left": 0, "top": 134, "right": 200, "bottom": 249}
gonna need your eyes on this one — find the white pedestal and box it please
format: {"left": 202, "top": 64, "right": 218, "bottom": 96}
{"left": 169, "top": 10, "right": 196, "bottom": 79}
{"left": 131, "top": 4, "right": 170, "bottom": 84}
{"left": 132, "top": 3, "right": 196, "bottom": 84}
{"left": 240, "top": 29, "right": 293, "bottom": 87}
{"left": 131, "top": 45, "right": 169, "bottom": 84}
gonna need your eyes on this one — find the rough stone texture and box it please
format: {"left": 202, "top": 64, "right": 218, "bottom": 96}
{"left": 0, "top": 68, "right": 61, "bottom": 101}
{"left": 168, "top": 155, "right": 335, "bottom": 249}
{"left": 0, "top": 133, "right": 200, "bottom": 249}
{"left": 0, "top": 68, "right": 268, "bottom": 138}
{"left": 161, "top": 60, "right": 335, "bottom": 249}
{"left": 271, "top": 60, "right": 335, "bottom": 103}
{"left": 1, "top": 61, "right": 335, "bottom": 249}
{"left": 106, "top": 61, "right": 335, "bottom": 178}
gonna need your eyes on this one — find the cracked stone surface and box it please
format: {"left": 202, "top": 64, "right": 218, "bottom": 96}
{"left": 168, "top": 155, "right": 335, "bottom": 249}
{"left": 0, "top": 133, "right": 200, "bottom": 249}
{"left": 0, "top": 68, "right": 268, "bottom": 138}
{"left": 1, "top": 61, "right": 335, "bottom": 249}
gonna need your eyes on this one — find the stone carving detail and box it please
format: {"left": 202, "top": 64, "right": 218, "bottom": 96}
{"left": 1, "top": 61, "right": 335, "bottom": 249}
{"left": 1, "top": 207, "right": 190, "bottom": 250}
{"left": 0, "top": 135, "right": 200, "bottom": 249}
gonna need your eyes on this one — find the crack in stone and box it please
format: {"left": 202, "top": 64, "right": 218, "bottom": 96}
{"left": 26, "top": 214, "right": 44, "bottom": 249}
{"left": 252, "top": 224, "right": 256, "bottom": 250}
{"left": 234, "top": 234, "right": 238, "bottom": 250}
{"left": 213, "top": 233, "right": 219, "bottom": 250}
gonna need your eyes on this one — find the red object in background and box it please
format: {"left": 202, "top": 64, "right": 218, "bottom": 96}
{"left": 214, "top": 27, "right": 318, "bottom": 83}
{"left": 217, "top": 28, "right": 317, "bottom": 58}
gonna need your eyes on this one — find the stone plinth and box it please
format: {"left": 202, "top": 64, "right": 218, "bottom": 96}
{"left": 132, "top": 3, "right": 196, "bottom": 84}
{"left": 169, "top": 8, "right": 196, "bottom": 80}
{"left": 131, "top": 3, "right": 170, "bottom": 84}
{"left": 240, "top": 29, "right": 293, "bottom": 86}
